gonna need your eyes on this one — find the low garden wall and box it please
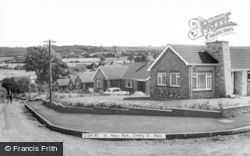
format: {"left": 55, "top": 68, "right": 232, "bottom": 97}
{"left": 42, "top": 100, "right": 222, "bottom": 118}
{"left": 222, "top": 105, "right": 250, "bottom": 117}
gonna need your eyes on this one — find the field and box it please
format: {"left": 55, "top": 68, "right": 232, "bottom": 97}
{"left": 0, "top": 63, "right": 24, "bottom": 68}
{"left": 0, "top": 69, "right": 35, "bottom": 81}
{"left": 64, "top": 57, "right": 129, "bottom": 66}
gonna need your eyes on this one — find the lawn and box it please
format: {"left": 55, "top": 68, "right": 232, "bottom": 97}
{"left": 26, "top": 101, "right": 250, "bottom": 133}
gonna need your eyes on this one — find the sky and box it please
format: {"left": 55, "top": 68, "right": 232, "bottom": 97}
{"left": 0, "top": 0, "right": 249, "bottom": 47}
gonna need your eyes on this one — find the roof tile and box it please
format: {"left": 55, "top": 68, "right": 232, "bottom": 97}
{"left": 121, "top": 62, "right": 151, "bottom": 80}
{"left": 78, "top": 71, "right": 95, "bottom": 83}
{"left": 99, "top": 65, "right": 128, "bottom": 79}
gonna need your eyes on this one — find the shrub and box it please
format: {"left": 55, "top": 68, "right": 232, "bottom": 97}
{"left": 184, "top": 101, "right": 218, "bottom": 111}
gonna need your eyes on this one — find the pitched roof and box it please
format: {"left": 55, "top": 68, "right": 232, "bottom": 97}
{"left": 57, "top": 79, "right": 70, "bottom": 86}
{"left": 68, "top": 74, "right": 77, "bottom": 81}
{"left": 171, "top": 44, "right": 250, "bottom": 70}
{"left": 148, "top": 44, "right": 221, "bottom": 71}
{"left": 121, "top": 62, "right": 151, "bottom": 81}
{"left": 230, "top": 47, "right": 250, "bottom": 70}
{"left": 78, "top": 71, "right": 95, "bottom": 83}
{"left": 149, "top": 44, "right": 250, "bottom": 71}
{"left": 98, "top": 65, "right": 128, "bottom": 79}
{"left": 170, "top": 44, "right": 218, "bottom": 64}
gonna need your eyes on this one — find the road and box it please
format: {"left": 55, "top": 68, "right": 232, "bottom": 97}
{"left": 0, "top": 100, "right": 250, "bottom": 156}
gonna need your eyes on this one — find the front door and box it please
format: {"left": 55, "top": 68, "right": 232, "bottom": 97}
{"left": 137, "top": 81, "right": 146, "bottom": 93}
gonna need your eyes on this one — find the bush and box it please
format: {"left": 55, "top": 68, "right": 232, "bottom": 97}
{"left": 185, "top": 101, "right": 218, "bottom": 111}
{"left": 57, "top": 99, "right": 218, "bottom": 111}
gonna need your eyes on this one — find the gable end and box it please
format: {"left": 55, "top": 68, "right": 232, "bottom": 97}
{"left": 147, "top": 45, "right": 189, "bottom": 71}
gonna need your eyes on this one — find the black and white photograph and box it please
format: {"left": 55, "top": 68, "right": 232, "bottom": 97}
{"left": 0, "top": 0, "right": 250, "bottom": 155}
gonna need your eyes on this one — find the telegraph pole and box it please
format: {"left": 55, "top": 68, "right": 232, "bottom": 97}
{"left": 44, "top": 40, "right": 56, "bottom": 104}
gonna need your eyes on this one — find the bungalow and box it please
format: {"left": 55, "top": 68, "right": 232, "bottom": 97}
{"left": 148, "top": 41, "right": 250, "bottom": 99}
{"left": 93, "top": 65, "right": 127, "bottom": 92}
{"left": 74, "top": 71, "right": 95, "bottom": 92}
{"left": 56, "top": 78, "right": 74, "bottom": 91}
{"left": 121, "top": 63, "right": 151, "bottom": 94}
{"left": 93, "top": 63, "right": 151, "bottom": 94}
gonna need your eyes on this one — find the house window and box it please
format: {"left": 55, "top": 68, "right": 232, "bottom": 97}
{"left": 170, "top": 72, "right": 181, "bottom": 87}
{"left": 157, "top": 72, "right": 166, "bottom": 86}
{"left": 96, "top": 80, "right": 102, "bottom": 88}
{"left": 125, "top": 80, "right": 133, "bottom": 88}
{"left": 192, "top": 72, "right": 212, "bottom": 91}
{"left": 248, "top": 72, "right": 250, "bottom": 81}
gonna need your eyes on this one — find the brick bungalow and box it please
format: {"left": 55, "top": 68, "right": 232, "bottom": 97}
{"left": 93, "top": 63, "right": 151, "bottom": 94}
{"left": 93, "top": 65, "right": 127, "bottom": 92}
{"left": 74, "top": 71, "right": 95, "bottom": 92}
{"left": 56, "top": 78, "right": 74, "bottom": 91}
{"left": 121, "top": 63, "right": 151, "bottom": 94}
{"left": 148, "top": 41, "right": 250, "bottom": 99}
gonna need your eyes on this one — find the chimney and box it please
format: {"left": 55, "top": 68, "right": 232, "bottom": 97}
{"left": 205, "top": 41, "right": 232, "bottom": 97}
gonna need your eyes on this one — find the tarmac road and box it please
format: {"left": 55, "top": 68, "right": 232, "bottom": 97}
{"left": 0, "top": 100, "right": 250, "bottom": 156}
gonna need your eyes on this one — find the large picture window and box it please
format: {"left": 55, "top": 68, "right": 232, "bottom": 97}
{"left": 157, "top": 72, "right": 166, "bottom": 86}
{"left": 170, "top": 72, "right": 180, "bottom": 87}
{"left": 192, "top": 72, "right": 212, "bottom": 91}
{"left": 125, "top": 80, "right": 133, "bottom": 88}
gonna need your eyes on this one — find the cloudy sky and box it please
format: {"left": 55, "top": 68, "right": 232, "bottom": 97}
{"left": 0, "top": 0, "right": 249, "bottom": 47}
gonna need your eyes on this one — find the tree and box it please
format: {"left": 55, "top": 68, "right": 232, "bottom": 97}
{"left": 1, "top": 77, "right": 16, "bottom": 94}
{"left": 134, "top": 54, "right": 148, "bottom": 62}
{"left": 15, "top": 77, "right": 29, "bottom": 93}
{"left": 14, "top": 65, "right": 24, "bottom": 70}
{"left": 153, "top": 53, "right": 159, "bottom": 59}
{"left": 140, "top": 54, "right": 148, "bottom": 62}
{"left": 127, "top": 54, "right": 134, "bottom": 62}
{"left": 86, "top": 63, "right": 97, "bottom": 70}
{"left": 24, "top": 47, "right": 69, "bottom": 84}
{"left": 1, "top": 77, "right": 30, "bottom": 95}
{"left": 73, "top": 64, "right": 87, "bottom": 72}
{"left": 99, "top": 54, "right": 106, "bottom": 61}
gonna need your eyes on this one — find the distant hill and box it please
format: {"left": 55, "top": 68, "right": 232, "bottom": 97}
{"left": 0, "top": 45, "right": 164, "bottom": 58}
{"left": 0, "top": 47, "right": 27, "bottom": 57}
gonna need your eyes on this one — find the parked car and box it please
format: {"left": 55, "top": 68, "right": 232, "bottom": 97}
{"left": 103, "top": 87, "right": 129, "bottom": 96}
{"left": 88, "top": 88, "right": 94, "bottom": 93}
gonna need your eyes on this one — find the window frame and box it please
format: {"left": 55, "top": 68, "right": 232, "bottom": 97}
{"left": 192, "top": 72, "right": 212, "bottom": 91}
{"left": 170, "top": 72, "right": 181, "bottom": 87}
{"left": 125, "top": 80, "right": 133, "bottom": 88}
{"left": 157, "top": 72, "right": 167, "bottom": 86}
